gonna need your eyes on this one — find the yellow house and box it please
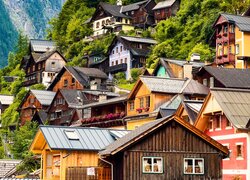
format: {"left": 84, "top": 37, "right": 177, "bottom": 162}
{"left": 29, "top": 126, "right": 129, "bottom": 180}
{"left": 213, "top": 13, "right": 250, "bottom": 69}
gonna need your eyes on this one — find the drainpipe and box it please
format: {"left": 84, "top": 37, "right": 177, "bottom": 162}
{"left": 99, "top": 157, "right": 113, "bottom": 180}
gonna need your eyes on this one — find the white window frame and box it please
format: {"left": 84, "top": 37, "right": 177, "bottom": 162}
{"left": 142, "top": 157, "right": 163, "bottom": 174}
{"left": 225, "top": 118, "right": 232, "bottom": 130}
{"left": 64, "top": 130, "right": 79, "bottom": 140}
{"left": 184, "top": 158, "right": 204, "bottom": 175}
{"left": 208, "top": 119, "right": 213, "bottom": 132}
{"left": 236, "top": 143, "right": 244, "bottom": 160}
{"left": 235, "top": 44, "right": 239, "bottom": 55}
{"left": 215, "top": 115, "right": 222, "bottom": 131}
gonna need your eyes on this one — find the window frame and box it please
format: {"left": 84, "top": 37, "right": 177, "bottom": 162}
{"left": 129, "top": 101, "right": 134, "bottom": 111}
{"left": 235, "top": 44, "right": 239, "bottom": 55}
{"left": 142, "top": 157, "right": 163, "bottom": 174}
{"left": 139, "top": 97, "right": 144, "bottom": 108}
{"left": 236, "top": 143, "right": 243, "bottom": 160}
{"left": 215, "top": 115, "right": 221, "bottom": 130}
{"left": 184, "top": 158, "right": 204, "bottom": 175}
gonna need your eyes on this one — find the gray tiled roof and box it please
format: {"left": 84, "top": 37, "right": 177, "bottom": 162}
{"left": 99, "top": 2, "right": 130, "bottom": 18}
{"left": 60, "top": 89, "right": 88, "bottom": 108}
{"left": 39, "top": 126, "right": 129, "bottom": 151}
{"left": 72, "top": 67, "right": 108, "bottom": 79}
{"left": 30, "top": 39, "right": 56, "bottom": 53}
{"left": 200, "top": 66, "right": 250, "bottom": 89}
{"left": 221, "top": 13, "right": 250, "bottom": 32}
{"left": 153, "top": 0, "right": 176, "bottom": 10}
{"left": 31, "top": 90, "right": 56, "bottom": 106}
{"left": 83, "top": 90, "right": 120, "bottom": 97}
{"left": 121, "top": 36, "right": 157, "bottom": 44}
{"left": 211, "top": 88, "right": 250, "bottom": 129}
{"left": 140, "top": 76, "right": 186, "bottom": 93}
{"left": 122, "top": 0, "right": 149, "bottom": 12}
{"left": 0, "top": 95, "right": 14, "bottom": 105}
{"left": 181, "top": 79, "right": 209, "bottom": 96}
{"left": 0, "top": 159, "right": 21, "bottom": 178}
{"left": 35, "top": 49, "right": 65, "bottom": 63}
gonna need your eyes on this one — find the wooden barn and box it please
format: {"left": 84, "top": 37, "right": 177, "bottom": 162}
{"left": 29, "top": 126, "right": 129, "bottom": 180}
{"left": 100, "top": 115, "right": 229, "bottom": 180}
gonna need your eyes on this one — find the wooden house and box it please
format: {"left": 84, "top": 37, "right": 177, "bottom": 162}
{"left": 47, "top": 66, "right": 108, "bottom": 92}
{"left": 83, "top": 53, "right": 109, "bottom": 73}
{"left": 125, "top": 76, "right": 208, "bottom": 130}
{"left": 0, "top": 94, "right": 14, "bottom": 117}
{"left": 81, "top": 95, "right": 127, "bottom": 129}
{"left": 107, "top": 36, "right": 157, "bottom": 80}
{"left": 90, "top": 2, "right": 134, "bottom": 37}
{"left": 194, "top": 88, "right": 250, "bottom": 179}
{"left": 100, "top": 115, "right": 229, "bottom": 180}
{"left": 152, "top": 58, "right": 205, "bottom": 79}
{"left": 212, "top": 13, "right": 250, "bottom": 68}
{"left": 194, "top": 66, "right": 250, "bottom": 89}
{"left": 18, "top": 90, "right": 55, "bottom": 125}
{"left": 29, "top": 126, "right": 129, "bottom": 180}
{"left": 152, "top": 0, "right": 180, "bottom": 23}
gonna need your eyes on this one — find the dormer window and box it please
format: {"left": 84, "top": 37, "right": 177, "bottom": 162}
{"left": 64, "top": 130, "right": 79, "bottom": 140}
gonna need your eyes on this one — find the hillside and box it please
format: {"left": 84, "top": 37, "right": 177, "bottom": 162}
{"left": 0, "top": 0, "right": 65, "bottom": 68}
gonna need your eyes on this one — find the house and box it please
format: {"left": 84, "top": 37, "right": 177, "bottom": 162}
{"left": 0, "top": 159, "right": 21, "bottom": 178}
{"left": 100, "top": 115, "right": 229, "bottom": 180}
{"left": 47, "top": 66, "right": 108, "bottom": 92}
{"left": 0, "top": 94, "right": 14, "bottom": 113}
{"left": 90, "top": 2, "right": 134, "bottom": 37}
{"left": 83, "top": 53, "right": 109, "bottom": 73}
{"left": 80, "top": 95, "right": 127, "bottom": 129}
{"left": 29, "top": 125, "right": 129, "bottom": 180}
{"left": 18, "top": 90, "right": 56, "bottom": 125}
{"left": 152, "top": 57, "right": 205, "bottom": 79}
{"left": 152, "top": 0, "right": 180, "bottom": 23}
{"left": 107, "top": 36, "right": 157, "bottom": 80}
{"left": 125, "top": 76, "right": 208, "bottom": 130}
{"left": 213, "top": 13, "right": 250, "bottom": 68}
{"left": 47, "top": 89, "right": 120, "bottom": 126}
{"left": 121, "top": 0, "right": 156, "bottom": 28}
{"left": 194, "top": 66, "right": 250, "bottom": 89}
{"left": 22, "top": 49, "right": 67, "bottom": 87}
{"left": 194, "top": 88, "right": 250, "bottom": 179}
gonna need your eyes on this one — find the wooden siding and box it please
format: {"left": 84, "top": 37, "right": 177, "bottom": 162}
{"left": 112, "top": 121, "right": 224, "bottom": 180}
{"left": 52, "top": 70, "right": 84, "bottom": 92}
{"left": 168, "top": 62, "right": 183, "bottom": 78}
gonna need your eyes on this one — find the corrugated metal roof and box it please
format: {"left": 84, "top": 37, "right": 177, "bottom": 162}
{"left": 140, "top": 76, "right": 186, "bottom": 93}
{"left": 31, "top": 90, "right": 56, "bottom": 106}
{"left": 30, "top": 39, "right": 56, "bottom": 53}
{"left": 211, "top": 88, "right": 250, "bottom": 129}
{"left": 120, "top": 36, "right": 157, "bottom": 44}
{"left": 0, "top": 95, "right": 14, "bottom": 105}
{"left": 153, "top": 0, "right": 176, "bottom": 10}
{"left": 221, "top": 13, "right": 250, "bottom": 32}
{"left": 39, "top": 126, "right": 129, "bottom": 151}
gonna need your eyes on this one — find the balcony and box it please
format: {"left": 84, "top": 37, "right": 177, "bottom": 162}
{"left": 22, "top": 78, "right": 38, "bottom": 86}
{"left": 216, "top": 53, "right": 235, "bottom": 65}
{"left": 216, "top": 32, "right": 235, "bottom": 44}
{"left": 107, "top": 63, "right": 127, "bottom": 73}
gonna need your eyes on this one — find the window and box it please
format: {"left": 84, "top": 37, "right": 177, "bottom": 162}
{"left": 96, "top": 22, "right": 100, "bottom": 29}
{"left": 29, "top": 98, "right": 35, "bottom": 104}
{"left": 125, "top": 58, "right": 127, "bottom": 63}
{"left": 215, "top": 115, "right": 221, "bottom": 129}
{"left": 236, "top": 143, "right": 243, "bottom": 158}
{"left": 139, "top": 98, "right": 144, "bottom": 108}
{"left": 226, "top": 119, "right": 232, "bottom": 128}
{"left": 102, "top": 20, "right": 105, "bottom": 26}
{"left": 64, "top": 79, "right": 68, "bottom": 87}
{"left": 223, "top": 144, "right": 230, "bottom": 160}
{"left": 236, "top": 44, "right": 239, "bottom": 55}
{"left": 125, "top": 19, "right": 128, "bottom": 24}
{"left": 72, "top": 78, "right": 75, "bottom": 85}
{"left": 32, "top": 65, "right": 35, "bottom": 71}
{"left": 112, "top": 50, "right": 114, "bottom": 54}
{"left": 38, "top": 63, "right": 41, "bottom": 70}
{"left": 83, "top": 108, "right": 91, "bottom": 118}
{"left": 131, "top": 11, "right": 134, "bottom": 15}
{"left": 112, "top": 62, "right": 114, "bottom": 66}
{"left": 209, "top": 77, "right": 214, "bottom": 88}
{"left": 120, "top": 46, "right": 123, "bottom": 52}
{"left": 140, "top": 57, "right": 146, "bottom": 64}
{"left": 224, "top": 25, "right": 228, "bottom": 33}
{"left": 51, "top": 62, "right": 55, "bottom": 68}
{"left": 121, "top": 59, "right": 123, "bottom": 63}
{"left": 129, "top": 101, "right": 134, "bottom": 111}
{"left": 142, "top": 157, "right": 163, "bottom": 173}
{"left": 64, "top": 130, "right": 79, "bottom": 140}
{"left": 208, "top": 119, "right": 213, "bottom": 131}
{"left": 231, "top": 24, "right": 235, "bottom": 33}
{"left": 184, "top": 158, "right": 204, "bottom": 174}
{"left": 203, "top": 79, "right": 207, "bottom": 86}
{"left": 116, "top": 60, "right": 118, "bottom": 65}
{"left": 145, "top": 96, "right": 150, "bottom": 107}
{"left": 116, "top": 47, "right": 118, "bottom": 53}
{"left": 229, "top": 46, "right": 232, "bottom": 53}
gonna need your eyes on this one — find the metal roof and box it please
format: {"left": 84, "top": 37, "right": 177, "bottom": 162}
{"left": 160, "top": 58, "right": 205, "bottom": 67}
{"left": 83, "top": 90, "right": 120, "bottom": 97}
{"left": 30, "top": 39, "right": 56, "bottom": 53}
{"left": 211, "top": 88, "right": 250, "bottom": 129}
{"left": 221, "top": 13, "right": 250, "bottom": 32}
{"left": 120, "top": 36, "right": 157, "bottom": 44}
{"left": 153, "top": 0, "right": 176, "bottom": 10}
{"left": 140, "top": 76, "right": 186, "bottom": 93}
{"left": 39, "top": 126, "right": 129, "bottom": 151}
{"left": 185, "top": 100, "right": 203, "bottom": 112}
{"left": 31, "top": 90, "right": 56, "bottom": 106}
{"left": 0, "top": 95, "right": 14, "bottom": 105}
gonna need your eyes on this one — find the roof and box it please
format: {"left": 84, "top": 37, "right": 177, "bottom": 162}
{"left": 210, "top": 88, "right": 250, "bottom": 129}
{"left": 218, "top": 13, "right": 250, "bottom": 32}
{"left": 140, "top": 76, "right": 186, "bottom": 93}
{"left": 122, "top": 0, "right": 149, "bottom": 12}
{"left": 120, "top": 36, "right": 157, "bottom": 44}
{"left": 31, "top": 126, "right": 129, "bottom": 151}
{"left": 100, "top": 115, "right": 229, "bottom": 156}
{"left": 153, "top": 0, "right": 177, "bottom": 10}
{"left": 35, "top": 49, "right": 66, "bottom": 63}
{"left": 99, "top": 2, "right": 130, "bottom": 19}
{"left": 30, "top": 90, "right": 56, "bottom": 106}
{"left": 0, "top": 159, "right": 21, "bottom": 178}
{"left": 197, "top": 66, "right": 250, "bottom": 89}
{"left": 30, "top": 39, "right": 56, "bottom": 53}
{"left": 83, "top": 90, "right": 120, "bottom": 97}
{"left": 60, "top": 89, "right": 88, "bottom": 108}
{"left": 181, "top": 79, "right": 209, "bottom": 96}
{"left": 160, "top": 58, "right": 205, "bottom": 67}
{"left": 0, "top": 95, "right": 14, "bottom": 105}
{"left": 182, "top": 100, "right": 204, "bottom": 123}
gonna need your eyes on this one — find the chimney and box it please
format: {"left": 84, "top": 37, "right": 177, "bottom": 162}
{"left": 46, "top": 47, "right": 50, "bottom": 51}
{"left": 183, "top": 61, "right": 193, "bottom": 79}
{"left": 99, "top": 93, "right": 107, "bottom": 102}
{"left": 190, "top": 53, "right": 200, "bottom": 62}
{"left": 117, "top": 0, "right": 122, "bottom": 6}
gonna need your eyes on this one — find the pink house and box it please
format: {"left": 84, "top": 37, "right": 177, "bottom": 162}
{"left": 195, "top": 88, "right": 250, "bottom": 180}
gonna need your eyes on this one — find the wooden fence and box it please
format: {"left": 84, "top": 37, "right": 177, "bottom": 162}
{"left": 66, "top": 167, "right": 111, "bottom": 180}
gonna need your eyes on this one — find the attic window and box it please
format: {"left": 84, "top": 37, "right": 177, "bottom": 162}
{"left": 65, "top": 130, "right": 79, "bottom": 140}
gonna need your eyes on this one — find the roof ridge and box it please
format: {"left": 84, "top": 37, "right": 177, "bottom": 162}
{"left": 39, "top": 125, "right": 129, "bottom": 131}
{"left": 211, "top": 87, "right": 250, "bottom": 92}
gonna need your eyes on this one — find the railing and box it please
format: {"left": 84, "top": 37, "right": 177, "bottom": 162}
{"left": 66, "top": 167, "right": 111, "bottom": 180}
{"left": 22, "top": 79, "right": 38, "bottom": 86}
{"left": 107, "top": 63, "right": 127, "bottom": 73}
{"left": 216, "top": 53, "right": 235, "bottom": 64}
